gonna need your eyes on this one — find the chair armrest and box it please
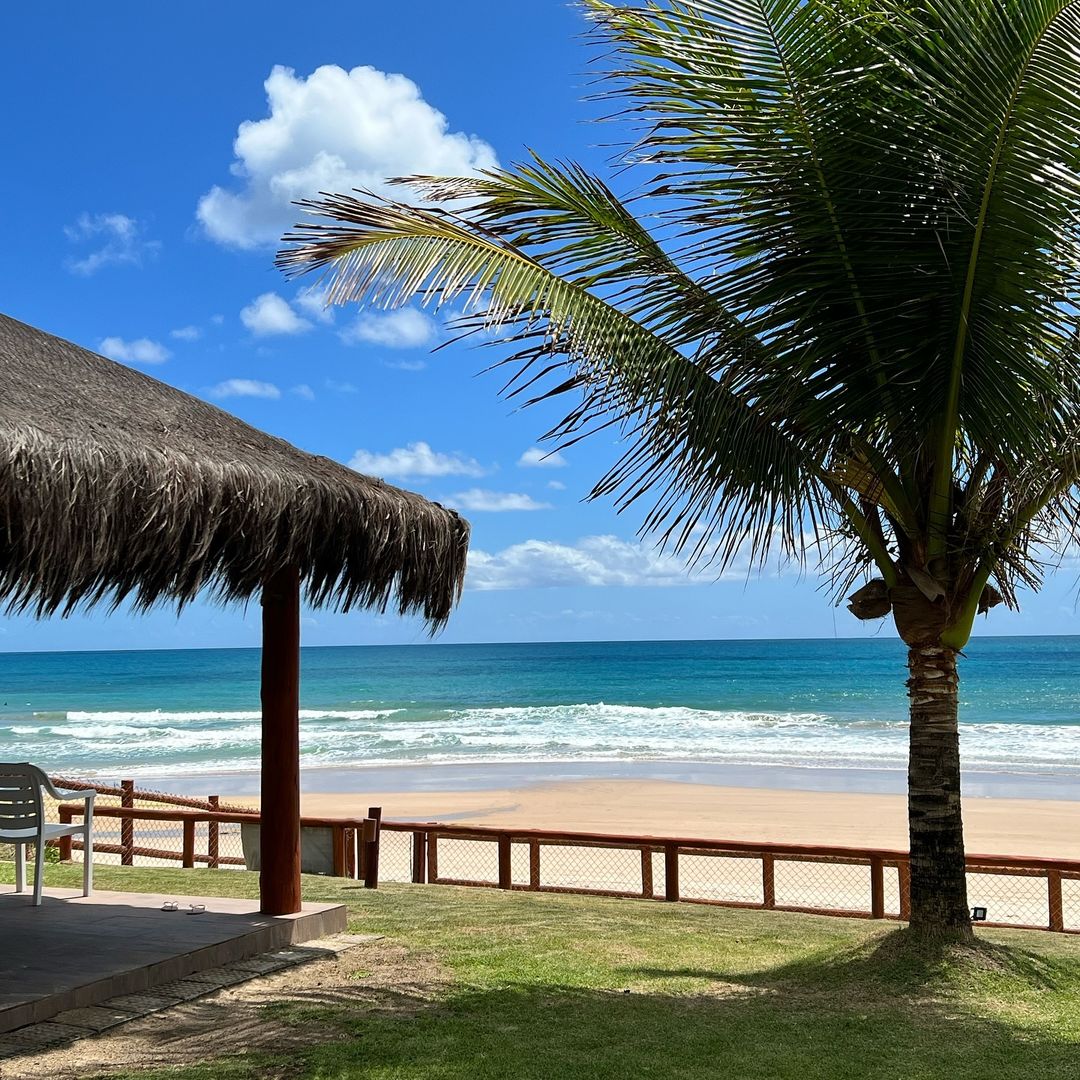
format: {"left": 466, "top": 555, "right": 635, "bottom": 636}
{"left": 51, "top": 788, "right": 96, "bottom": 805}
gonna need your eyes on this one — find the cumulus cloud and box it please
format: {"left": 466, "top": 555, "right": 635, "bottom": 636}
{"left": 240, "top": 292, "right": 312, "bottom": 336}
{"left": 98, "top": 336, "right": 171, "bottom": 365}
{"left": 349, "top": 441, "right": 487, "bottom": 479}
{"left": 208, "top": 378, "right": 281, "bottom": 399}
{"left": 64, "top": 213, "right": 159, "bottom": 275}
{"left": 170, "top": 325, "right": 202, "bottom": 341}
{"left": 291, "top": 383, "right": 315, "bottom": 400}
{"left": 447, "top": 489, "right": 552, "bottom": 512}
{"left": 340, "top": 308, "right": 438, "bottom": 349}
{"left": 518, "top": 446, "right": 567, "bottom": 469}
{"left": 547, "top": 480, "right": 567, "bottom": 491}
{"left": 197, "top": 63, "right": 498, "bottom": 249}
{"left": 467, "top": 535, "right": 707, "bottom": 591}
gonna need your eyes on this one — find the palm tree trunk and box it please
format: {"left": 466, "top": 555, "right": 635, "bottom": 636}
{"left": 906, "top": 644, "right": 972, "bottom": 937}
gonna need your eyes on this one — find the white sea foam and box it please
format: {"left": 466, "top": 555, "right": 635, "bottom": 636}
{"left": 2, "top": 701, "right": 1077, "bottom": 778}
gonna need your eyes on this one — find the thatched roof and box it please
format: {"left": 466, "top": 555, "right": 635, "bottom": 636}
{"left": 0, "top": 313, "right": 469, "bottom": 627}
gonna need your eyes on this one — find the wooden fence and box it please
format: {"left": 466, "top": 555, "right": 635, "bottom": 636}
{"left": 379, "top": 820, "right": 1080, "bottom": 935}
{"left": 56, "top": 803, "right": 382, "bottom": 886}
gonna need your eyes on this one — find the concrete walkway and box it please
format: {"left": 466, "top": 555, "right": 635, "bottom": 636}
{"left": 0, "top": 887, "right": 345, "bottom": 1033}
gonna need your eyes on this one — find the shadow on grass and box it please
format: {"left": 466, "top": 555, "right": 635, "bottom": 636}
{"left": 634, "top": 927, "right": 1072, "bottom": 999}
{"left": 96, "top": 936, "right": 1079, "bottom": 1080}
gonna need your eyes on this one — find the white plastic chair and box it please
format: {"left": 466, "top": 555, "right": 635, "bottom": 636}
{"left": 0, "top": 763, "right": 95, "bottom": 905}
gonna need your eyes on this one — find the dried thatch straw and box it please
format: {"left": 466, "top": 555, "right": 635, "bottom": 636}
{"left": 0, "top": 313, "right": 469, "bottom": 627}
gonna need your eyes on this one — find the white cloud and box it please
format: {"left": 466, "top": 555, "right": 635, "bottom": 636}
{"left": 326, "top": 379, "right": 359, "bottom": 394}
{"left": 467, "top": 535, "right": 707, "bottom": 591}
{"left": 64, "top": 213, "right": 159, "bottom": 275}
{"left": 170, "top": 325, "right": 202, "bottom": 341}
{"left": 240, "top": 292, "right": 312, "bottom": 336}
{"left": 208, "top": 378, "right": 282, "bottom": 400}
{"left": 518, "top": 446, "right": 567, "bottom": 469}
{"left": 340, "top": 308, "right": 437, "bottom": 349}
{"left": 294, "top": 286, "right": 335, "bottom": 324}
{"left": 447, "top": 489, "right": 552, "bottom": 512}
{"left": 547, "top": 480, "right": 567, "bottom": 491}
{"left": 349, "top": 441, "right": 487, "bottom": 479}
{"left": 210, "top": 314, "right": 225, "bottom": 326}
{"left": 197, "top": 63, "right": 498, "bottom": 249}
{"left": 382, "top": 357, "right": 428, "bottom": 372}
{"left": 291, "top": 383, "right": 315, "bottom": 400}
{"left": 98, "top": 336, "right": 171, "bottom": 365}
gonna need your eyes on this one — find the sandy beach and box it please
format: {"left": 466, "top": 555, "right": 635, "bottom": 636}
{"left": 227, "top": 776, "right": 1080, "bottom": 859}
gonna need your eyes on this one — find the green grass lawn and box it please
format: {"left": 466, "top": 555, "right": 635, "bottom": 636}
{"left": 5, "top": 862, "right": 1080, "bottom": 1079}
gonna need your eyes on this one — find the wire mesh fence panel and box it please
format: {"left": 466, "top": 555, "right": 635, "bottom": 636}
{"left": 378, "top": 829, "right": 415, "bottom": 883}
{"left": 537, "top": 843, "right": 644, "bottom": 894}
{"left": 774, "top": 857, "right": 873, "bottom": 914}
{"left": 678, "top": 852, "right": 764, "bottom": 905}
{"left": 651, "top": 850, "right": 667, "bottom": 899}
{"left": 433, "top": 836, "right": 499, "bottom": 885}
{"left": 967, "top": 870, "right": 1050, "bottom": 928}
{"left": 883, "top": 864, "right": 901, "bottom": 918}
{"left": 1062, "top": 876, "right": 1080, "bottom": 932}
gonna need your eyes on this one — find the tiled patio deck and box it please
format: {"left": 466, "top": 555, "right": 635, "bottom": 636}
{"left": 0, "top": 887, "right": 346, "bottom": 1033}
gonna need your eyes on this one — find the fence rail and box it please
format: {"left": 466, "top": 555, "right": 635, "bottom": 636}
{"left": 45, "top": 779, "right": 381, "bottom": 886}
{"left": 33, "top": 777, "right": 1080, "bottom": 935}
{"left": 378, "top": 820, "right": 1080, "bottom": 935}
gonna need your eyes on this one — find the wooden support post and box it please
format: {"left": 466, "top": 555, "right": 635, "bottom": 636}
{"left": 58, "top": 806, "right": 73, "bottom": 861}
{"left": 898, "top": 859, "right": 911, "bottom": 922}
{"left": 498, "top": 833, "right": 512, "bottom": 890}
{"left": 260, "top": 566, "right": 302, "bottom": 916}
{"left": 762, "top": 854, "right": 776, "bottom": 909}
{"left": 207, "top": 795, "right": 220, "bottom": 869}
{"left": 529, "top": 839, "right": 541, "bottom": 891}
{"left": 182, "top": 818, "right": 196, "bottom": 869}
{"left": 664, "top": 843, "right": 679, "bottom": 902}
{"left": 641, "top": 847, "right": 654, "bottom": 899}
{"left": 870, "top": 856, "right": 885, "bottom": 919}
{"left": 365, "top": 806, "right": 382, "bottom": 889}
{"left": 412, "top": 831, "right": 428, "bottom": 884}
{"left": 121, "top": 779, "right": 135, "bottom": 866}
{"left": 1048, "top": 870, "right": 1065, "bottom": 932}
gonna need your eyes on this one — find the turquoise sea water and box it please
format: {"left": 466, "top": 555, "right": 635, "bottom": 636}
{"left": 0, "top": 637, "right": 1078, "bottom": 780}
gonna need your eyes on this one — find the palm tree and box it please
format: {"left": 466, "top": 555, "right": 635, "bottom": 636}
{"left": 278, "top": 0, "right": 1080, "bottom": 937}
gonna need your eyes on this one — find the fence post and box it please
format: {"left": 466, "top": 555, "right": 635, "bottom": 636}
{"left": 346, "top": 828, "right": 357, "bottom": 878}
{"left": 58, "top": 806, "right": 73, "bottom": 861}
{"left": 498, "top": 833, "right": 512, "bottom": 890}
{"left": 427, "top": 831, "right": 439, "bottom": 883}
{"left": 207, "top": 795, "right": 220, "bottom": 869}
{"left": 898, "top": 859, "right": 911, "bottom": 922}
{"left": 1048, "top": 870, "right": 1065, "bottom": 932}
{"left": 365, "top": 807, "right": 382, "bottom": 889}
{"left": 332, "top": 824, "right": 347, "bottom": 878}
{"left": 664, "top": 843, "right": 680, "bottom": 902}
{"left": 529, "top": 839, "right": 541, "bottom": 890}
{"left": 182, "top": 818, "right": 196, "bottom": 869}
{"left": 762, "top": 854, "right": 776, "bottom": 910}
{"left": 641, "top": 847, "right": 654, "bottom": 899}
{"left": 412, "top": 831, "right": 428, "bottom": 884}
{"left": 870, "top": 856, "right": 885, "bottom": 920}
{"left": 121, "top": 779, "right": 135, "bottom": 866}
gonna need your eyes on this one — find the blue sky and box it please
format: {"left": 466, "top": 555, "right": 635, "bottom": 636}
{"left": 1, "top": 2, "right": 1077, "bottom": 651}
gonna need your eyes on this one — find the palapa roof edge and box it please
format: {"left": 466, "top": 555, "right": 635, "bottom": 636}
{"left": 0, "top": 313, "right": 469, "bottom": 627}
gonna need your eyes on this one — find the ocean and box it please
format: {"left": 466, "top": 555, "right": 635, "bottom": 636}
{"left": 1, "top": 637, "right": 1079, "bottom": 786}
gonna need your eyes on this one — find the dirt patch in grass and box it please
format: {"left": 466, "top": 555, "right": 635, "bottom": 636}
{"left": 4, "top": 940, "right": 449, "bottom": 1080}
